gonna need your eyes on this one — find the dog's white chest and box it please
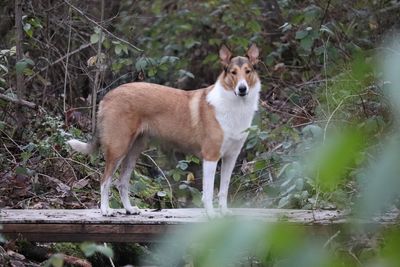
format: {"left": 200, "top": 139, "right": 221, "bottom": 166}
{"left": 215, "top": 103, "right": 254, "bottom": 139}
{"left": 207, "top": 81, "right": 260, "bottom": 156}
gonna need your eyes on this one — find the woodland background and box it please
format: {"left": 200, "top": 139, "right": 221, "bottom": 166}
{"left": 1, "top": 0, "right": 400, "bottom": 266}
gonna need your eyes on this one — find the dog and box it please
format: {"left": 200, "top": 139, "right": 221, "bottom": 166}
{"left": 67, "top": 44, "right": 261, "bottom": 218}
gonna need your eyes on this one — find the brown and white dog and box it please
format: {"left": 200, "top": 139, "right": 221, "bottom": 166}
{"left": 67, "top": 44, "right": 261, "bottom": 218}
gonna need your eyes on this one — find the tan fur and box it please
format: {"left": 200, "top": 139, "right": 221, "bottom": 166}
{"left": 97, "top": 83, "right": 224, "bottom": 184}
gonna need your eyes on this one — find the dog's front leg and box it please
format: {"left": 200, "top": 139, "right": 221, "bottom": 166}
{"left": 202, "top": 160, "right": 218, "bottom": 218}
{"left": 219, "top": 154, "right": 237, "bottom": 216}
{"left": 219, "top": 140, "right": 244, "bottom": 216}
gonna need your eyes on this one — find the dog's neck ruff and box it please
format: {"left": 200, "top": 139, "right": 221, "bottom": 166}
{"left": 206, "top": 79, "right": 261, "bottom": 141}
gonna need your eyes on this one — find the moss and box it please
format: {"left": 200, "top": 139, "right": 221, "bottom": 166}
{"left": 51, "top": 243, "right": 85, "bottom": 258}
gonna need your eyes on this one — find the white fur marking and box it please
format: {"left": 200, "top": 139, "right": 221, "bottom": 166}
{"left": 207, "top": 80, "right": 261, "bottom": 156}
{"left": 235, "top": 79, "right": 249, "bottom": 95}
{"left": 100, "top": 178, "right": 114, "bottom": 216}
{"left": 189, "top": 92, "right": 201, "bottom": 127}
{"left": 67, "top": 139, "right": 94, "bottom": 154}
{"left": 202, "top": 160, "right": 218, "bottom": 218}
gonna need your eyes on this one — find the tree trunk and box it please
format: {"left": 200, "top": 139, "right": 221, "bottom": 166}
{"left": 14, "top": 0, "right": 26, "bottom": 135}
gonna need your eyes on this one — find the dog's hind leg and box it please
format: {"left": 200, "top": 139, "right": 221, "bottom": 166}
{"left": 117, "top": 135, "right": 147, "bottom": 215}
{"left": 100, "top": 156, "right": 123, "bottom": 216}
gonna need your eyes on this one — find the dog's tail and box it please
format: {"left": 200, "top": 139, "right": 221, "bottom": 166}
{"left": 67, "top": 136, "right": 99, "bottom": 155}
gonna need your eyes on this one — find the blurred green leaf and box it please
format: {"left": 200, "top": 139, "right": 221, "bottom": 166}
{"left": 44, "top": 254, "right": 64, "bottom": 267}
{"left": 23, "top": 23, "right": 33, "bottom": 37}
{"left": 16, "top": 58, "right": 34, "bottom": 74}
{"left": 179, "top": 69, "right": 195, "bottom": 79}
{"left": 310, "top": 129, "right": 365, "bottom": 191}
{"left": 90, "top": 33, "right": 99, "bottom": 44}
{"left": 80, "top": 242, "right": 114, "bottom": 258}
{"left": 295, "top": 30, "right": 308, "bottom": 40}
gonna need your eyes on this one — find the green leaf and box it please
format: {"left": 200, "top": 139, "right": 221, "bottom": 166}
{"left": 189, "top": 186, "right": 202, "bottom": 207}
{"left": 258, "top": 131, "right": 268, "bottom": 140}
{"left": 28, "top": 17, "right": 42, "bottom": 28}
{"left": 148, "top": 68, "right": 157, "bottom": 77}
{"left": 246, "top": 137, "right": 257, "bottom": 150}
{"left": 247, "top": 20, "right": 261, "bottom": 32}
{"left": 15, "top": 166, "right": 28, "bottom": 175}
{"left": 172, "top": 171, "right": 181, "bottom": 181}
{"left": 90, "top": 33, "right": 99, "bottom": 44}
{"left": 179, "top": 69, "right": 195, "bottom": 79}
{"left": 157, "top": 191, "right": 167, "bottom": 197}
{"left": 16, "top": 61, "right": 28, "bottom": 74}
{"left": 178, "top": 183, "right": 188, "bottom": 190}
{"left": 311, "top": 129, "right": 365, "bottom": 191}
{"left": 320, "top": 25, "right": 334, "bottom": 36}
{"left": 135, "top": 57, "right": 147, "bottom": 71}
{"left": 177, "top": 161, "right": 189, "bottom": 170}
{"left": 295, "top": 30, "right": 308, "bottom": 40}
{"left": 295, "top": 178, "right": 304, "bottom": 191}
{"left": 80, "top": 242, "right": 114, "bottom": 258}
{"left": 23, "top": 23, "right": 33, "bottom": 37}
{"left": 45, "top": 254, "right": 64, "bottom": 267}
{"left": 278, "top": 195, "right": 291, "bottom": 208}
{"left": 0, "top": 64, "right": 8, "bottom": 73}
{"left": 122, "top": 44, "right": 128, "bottom": 55}
{"left": 16, "top": 58, "right": 34, "bottom": 74}
{"left": 160, "top": 56, "right": 179, "bottom": 64}
{"left": 254, "top": 160, "right": 267, "bottom": 171}
{"left": 300, "top": 36, "right": 314, "bottom": 52}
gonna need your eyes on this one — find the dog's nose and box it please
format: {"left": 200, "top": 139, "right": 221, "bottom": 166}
{"left": 238, "top": 85, "right": 247, "bottom": 95}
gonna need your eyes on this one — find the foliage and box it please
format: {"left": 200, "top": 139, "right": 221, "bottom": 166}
{"left": 80, "top": 242, "right": 113, "bottom": 258}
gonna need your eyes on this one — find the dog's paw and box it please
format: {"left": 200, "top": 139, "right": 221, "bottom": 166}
{"left": 125, "top": 206, "right": 141, "bottom": 215}
{"left": 101, "top": 207, "right": 116, "bottom": 217}
{"left": 220, "top": 208, "right": 233, "bottom": 217}
{"left": 205, "top": 208, "right": 220, "bottom": 219}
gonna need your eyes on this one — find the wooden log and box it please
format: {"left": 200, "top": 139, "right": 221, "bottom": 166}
{"left": 0, "top": 209, "right": 397, "bottom": 243}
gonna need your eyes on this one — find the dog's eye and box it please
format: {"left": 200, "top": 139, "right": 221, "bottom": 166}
{"left": 245, "top": 69, "right": 251, "bottom": 74}
{"left": 231, "top": 71, "right": 237, "bottom": 75}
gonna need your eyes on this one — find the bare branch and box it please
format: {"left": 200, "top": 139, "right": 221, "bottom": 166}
{"left": 27, "top": 42, "right": 92, "bottom": 82}
{"left": 0, "top": 93, "right": 37, "bottom": 109}
{"left": 91, "top": 0, "right": 105, "bottom": 134}
{"left": 63, "top": 0, "right": 143, "bottom": 52}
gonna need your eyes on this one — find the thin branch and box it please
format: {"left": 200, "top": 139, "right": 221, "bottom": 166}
{"left": 323, "top": 230, "right": 341, "bottom": 248}
{"left": 142, "top": 153, "right": 175, "bottom": 208}
{"left": 320, "top": 0, "right": 332, "bottom": 28}
{"left": 27, "top": 42, "right": 92, "bottom": 82}
{"left": 0, "top": 93, "right": 36, "bottom": 109}
{"left": 323, "top": 92, "right": 369, "bottom": 142}
{"left": 63, "top": 6, "right": 73, "bottom": 113}
{"left": 63, "top": 0, "right": 143, "bottom": 52}
{"left": 103, "top": 243, "right": 115, "bottom": 267}
{"left": 91, "top": 0, "right": 105, "bottom": 134}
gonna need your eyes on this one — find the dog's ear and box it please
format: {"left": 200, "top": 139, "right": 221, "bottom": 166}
{"left": 219, "top": 45, "right": 232, "bottom": 67}
{"left": 246, "top": 44, "right": 260, "bottom": 65}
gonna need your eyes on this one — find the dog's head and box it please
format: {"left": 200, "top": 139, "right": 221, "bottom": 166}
{"left": 218, "top": 44, "right": 260, "bottom": 97}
